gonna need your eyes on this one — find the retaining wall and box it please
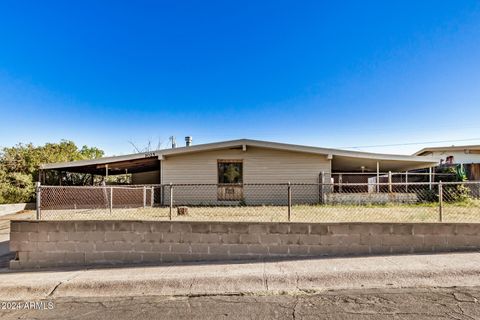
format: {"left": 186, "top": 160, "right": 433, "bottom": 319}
{"left": 9, "top": 220, "right": 480, "bottom": 269}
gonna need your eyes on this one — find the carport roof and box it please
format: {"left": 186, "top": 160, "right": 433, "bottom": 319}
{"left": 40, "top": 139, "right": 439, "bottom": 174}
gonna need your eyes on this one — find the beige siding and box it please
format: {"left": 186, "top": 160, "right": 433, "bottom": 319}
{"left": 162, "top": 147, "right": 330, "bottom": 205}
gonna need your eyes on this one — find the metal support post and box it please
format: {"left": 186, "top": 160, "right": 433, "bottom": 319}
{"left": 388, "top": 171, "right": 392, "bottom": 193}
{"left": 150, "top": 186, "right": 154, "bottom": 207}
{"left": 376, "top": 162, "right": 380, "bottom": 193}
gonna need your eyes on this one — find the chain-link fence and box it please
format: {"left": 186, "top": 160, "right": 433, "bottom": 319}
{"left": 35, "top": 181, "right": 480, "bottom": 223}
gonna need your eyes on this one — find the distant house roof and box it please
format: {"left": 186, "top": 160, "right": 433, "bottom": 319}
{"left": 414, "top": 145, "right": 480, "bottom": 156}
{"left": 40, "top": 139, "right": 439, "bottom": 174}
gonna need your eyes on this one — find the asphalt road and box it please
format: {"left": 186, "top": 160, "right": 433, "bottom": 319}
{"left": 1, "top": 287, "right": 479, "bottom": 319}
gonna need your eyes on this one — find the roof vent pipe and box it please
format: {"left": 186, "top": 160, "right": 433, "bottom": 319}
{"left": 169, "top": 136, "right": 176, "bottom": 149}
{"left": 185, "top": 136, "right": 192, "bottom": 147}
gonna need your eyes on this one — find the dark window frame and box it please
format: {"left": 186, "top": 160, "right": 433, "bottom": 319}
{"left": 217, "top": 160, "right": 243, "bottom": 185}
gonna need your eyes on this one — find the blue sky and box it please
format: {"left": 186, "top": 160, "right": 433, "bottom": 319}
{"left": 1, "top": 1, "right": 480, "bottom": 156}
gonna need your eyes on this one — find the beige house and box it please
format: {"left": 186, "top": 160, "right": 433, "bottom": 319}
{"left": 40, "top": 139, "right": 438, "bottom": 205}
{"left": 414, "top": 145, "right": 480, "bottom": 180}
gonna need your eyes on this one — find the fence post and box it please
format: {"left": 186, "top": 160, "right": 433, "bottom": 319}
{"left": 388, "top": 171, "right": 392, "bottom": 193}
{"left": 287, "top": 182, "right": 292, "bottom": 222}
{"left": 143, "top": 185, "right": 147, "bottom": 208}
{"left": 320, "top": 171, "right": 325, "bottom": 204}
{"left": 110, "top": 187, "right": 113, "bottom": 214}
{"left": 438, "top": 181, "right": 443, "bottom": 222}
{"left": 150, "top": 186, "right": 154, "bottom": 207}
{"left": 169, "top": 183, "right": 173, "bottom": 221}
{"left": 35, "top": 182, "right": 41, "bottom": 220}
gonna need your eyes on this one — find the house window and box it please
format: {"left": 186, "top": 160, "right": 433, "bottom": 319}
{"left": 218, "top": 160, "right": 243, "bottom": 184}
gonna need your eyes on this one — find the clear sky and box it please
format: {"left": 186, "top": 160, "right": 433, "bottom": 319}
{"left": 1, "top": 1, "right": 479, "bottom": 156}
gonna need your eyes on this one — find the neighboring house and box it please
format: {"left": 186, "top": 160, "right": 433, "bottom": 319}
{"left": 39, "top": 139, "right": 438, "bottom": 204}
{"left": 414, "top": 145, "right": 480, "bottom": 181}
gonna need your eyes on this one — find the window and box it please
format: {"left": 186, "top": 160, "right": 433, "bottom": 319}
{"left": 218, "top": 160, "right": 243, "bottom": 184}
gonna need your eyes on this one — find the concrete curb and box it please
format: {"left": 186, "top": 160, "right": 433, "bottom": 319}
{"left": 1, "top": 252, "right": 480, "bottom": 300}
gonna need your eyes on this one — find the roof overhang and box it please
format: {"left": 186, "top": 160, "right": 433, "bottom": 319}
{"left": 414, "top": 145, "right": 480, "bottom": 156}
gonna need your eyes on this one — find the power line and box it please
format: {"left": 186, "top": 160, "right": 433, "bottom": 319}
{"left": 341, "top": 138, "right": 480, "bottom": 149}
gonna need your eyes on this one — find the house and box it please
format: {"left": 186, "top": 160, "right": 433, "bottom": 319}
{"left": 39, "top": 138, "right": 438, "bottom": 205}
{"left": 414, "top": 145, "right": 480, "bottom": 180}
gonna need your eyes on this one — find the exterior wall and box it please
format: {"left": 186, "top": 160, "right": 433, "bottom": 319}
{"left": 10, "top": 220, "right": 480, "bottom": 269}
{"left": 131, "top": 170, "right": 160, "bottom": 185}
{"left": 422, "top": 151, "right": 480, "bottom": 165}
{"left": 161, "top": 147, "right": 331, "bottom": 205}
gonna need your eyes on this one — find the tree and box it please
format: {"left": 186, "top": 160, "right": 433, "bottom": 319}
{"left": 0, "top": 140, "right": 104, "bottom": 204}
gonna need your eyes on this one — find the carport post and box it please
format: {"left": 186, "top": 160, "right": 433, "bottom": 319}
{"left": 388, "top": 171, "right": 392, "bottom": 193}
{"left": 35, "top": 182, "right": 41, "bottom": 220}
{"left": 287, "top": 182, "right": 292, "bottom": 222}
{"left": 169, "top": 183, "right": 173, "bottom": 221}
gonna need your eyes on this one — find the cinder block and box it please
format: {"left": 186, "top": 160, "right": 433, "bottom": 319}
{"left": 19, "top": 222, "right": 39, "bottom": 233}
{"left": 103, "top": 251, "right": 126, "bottom": 262}
{"left": 227, "top": 244, "right": 249, "bottom": 255}
{"left": 85, "top": 252, "right": 105, "bottom": 263}
{"left": 423, "top": 235, "right": 448, "bottom": 247}
{"left": 10, "top": 232, "right": 25, "bottom": 242}
{"left": 171, "top": 223, "right": 192, "bottom": 233}
{"left": 144, "top": 232, "right": 162, "bottom": 242}
{"left": 95, "top": 242, "right": 117, "bottom": 252}
{"left": 151, "top": 223, "right": 171, "bottom": 233}
{"left": 132, "top": 222, "right": 152, "bottom": 233}
{"left": 104, "top": 232, "right": 125, "bottom": 242}
{"left": 328, "top": 225, "right": 350, "bottom": 235}
{"left": 209, "top": 245, "right": 229, "bottom": 255}
{"left": 55, "top": 241, "right": 77, "bottom": 251}
{"left": 201, "top": 233, "right": 221, "bottom": 244}
{"left": 112, "top": 222, "right": 133, "bottom": 232}
{"left": 288, "top": 245, "right": 309, "bottom": 255}
{"left": 259, "top": 234, "right": 280, "bottom": 245}
{"left": 239, "top": 234, "right": 260, "bottom": 244}
{"left": 347, "top": 224, "right": 370, "bottom": 235}
{"left": 381, "top": 235, "right": 408, "bottom": 247}
{"left": 389, "top": 246, "right": 413, "bottom": 254}
{"left": 162, "top": 232, "right": 181, "bottom": 243}
{"left": 182, "top": 233, "right": 203, "bottom": 244}
{"left": 150, "top": 242, "right": 170, "bottom": 252}
{"left": 308, "top": 245, "right": 329, "bottom": 256}
{"left": 391, "top": 224, "right": 414, "bottom": 235}
{"left": 64, "top": 252, "right": 85, "bottom": 263}
{"left": 37, "top": 242, "right": 58, "bottom": 252}
{"left": 94, "top": 221, "right": 114, "bottom": 232}
{"left": 45, "top": 252, "right": 66, "bottom": 262}
{"left": 10, "top": 222, "right": 21, "bottom": 232}
{"left": 220, "top": 234, "right": 240, "bottom": 244}
{"left": 84, "top": 231, "right": 105, "bottom": 241}
{"left": 289, "top": 224, "right": 309, "bottom": 234}
{"left": 160, "top": 253, "right": 182, "bottom": 262}
{"left": 57, "top": 222, "right": 76, "bottom": 232}
{"left": 131, "top": 242, "right": 150, "bottom": 252}
{"left": 278, "top": 234, "right": 299, "bottom": 245}
{"left": 75, "top": 242, "right": 95, "bottom": 252}
{"left": 170, "top": 243, "right": 191, "bottom": 254}
{"left": 67, "top": 232, "right": 87, "bottom": 241}
{"left": 124, "top": 252, "right": 142, "bottom": 263}
{"left": 247, "top": 245, "right": 269, "bottom": 255}
{"left": 228, "top": 224, "right": 249, "bottom": 234}
{"left": 191, "top": 223, "right": 211, "bottom": 233}
{"left": 310, "top": 224, "right": 328, "bottom": 235}
{"left": 268, "top": 224, "right": 290, "bottom": 234}
{"left": 10, "top": 241, "right": 36, "bottom": 252}
{"left": 141, "top": 252, "right": 161, "bottom": 262}
{"left": 455, "top": 224, "right": 480, "bottom": 236}
{"left": 47, "top": 232, "right": 67, "bottom": 242}
{"left": 38, "top": 222, "right": 59, "bottom": 232}
{"left": 190, "top": 244, "right": 209, "bottom": 254}
{"left": 248, "top": 224, "right": 268, "bottom": 234}
{"left": 18, "top": 251, "right": 29, "bottom": 261}
{"left": 74, "top": 221, "right": 97, "bottom": 232}
{"left": 432, "top": 224, "right": 455, "bottom": 235}
{"left": 211, "top": 224, "right": 229, "bottom": 234}
{"left": 268, "top": 245, "right": 289, "bottom": 255}
{"left": 298, "top": 235, "right": 321, "bottom": 245}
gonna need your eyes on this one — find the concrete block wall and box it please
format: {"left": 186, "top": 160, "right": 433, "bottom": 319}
{"left": 9, "top": 220, "right": 480, "bottom": 269}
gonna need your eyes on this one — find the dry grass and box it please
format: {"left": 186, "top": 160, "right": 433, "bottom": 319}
{"left": 38, "top": 200, "right": 480, "bottom": 223}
